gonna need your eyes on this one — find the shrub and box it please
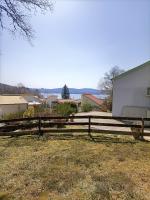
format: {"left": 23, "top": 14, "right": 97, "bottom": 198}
{"left": 55, "top": 102, "right": 77, "bottom": 117}
{"left": 101, "top": 96, "right": 112, "bottom": 112}
{"left": 81, "top": 103, "right": 93, "bottom": 112}
{"left": 23, "top": 106, "right": 35, "bottom": 118}
{"left": 2, "top": 111, "right": 24, "bottom": 120}
{"left": 34, "top": 105, "right": 49, "bottom": 117}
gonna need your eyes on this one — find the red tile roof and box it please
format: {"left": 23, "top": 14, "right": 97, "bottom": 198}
{"left": 83, "top": 94, "right": 104, "bottom": 106}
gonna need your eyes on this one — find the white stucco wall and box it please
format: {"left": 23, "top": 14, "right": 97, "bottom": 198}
{"left": 112, "top": 63, "right": 150, "bottom": 117}
{"left": 0, "top": 104, "right": 27, "bottom": 118}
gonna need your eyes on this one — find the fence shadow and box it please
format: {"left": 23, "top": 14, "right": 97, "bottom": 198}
{"left": 43, "top": 133, "right": 140, "bottom": 144}
{"left": 91, "top": 135, "right": 150, "bottom": 144}
{"left": 1, "top": 133, "right": 150, "bottom": 157}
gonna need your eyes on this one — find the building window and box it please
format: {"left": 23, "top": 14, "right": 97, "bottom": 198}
{"left": 147, "top": 88, "right": 150, "bottom": 96}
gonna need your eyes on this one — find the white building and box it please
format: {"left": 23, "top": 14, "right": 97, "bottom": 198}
{"left": 0, "top": 95, "right": 28, "bottom": 118}
{"left": 112, "top": 61, "right": 150, "bottom": 117}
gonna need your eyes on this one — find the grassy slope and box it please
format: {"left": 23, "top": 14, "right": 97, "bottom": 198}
{"left": 0, "top": 135, "right": 150, "bottom": 200}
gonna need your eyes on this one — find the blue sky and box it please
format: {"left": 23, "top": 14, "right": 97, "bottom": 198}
{"left": 0, "top": 0, "right": 150, "bottom": 89}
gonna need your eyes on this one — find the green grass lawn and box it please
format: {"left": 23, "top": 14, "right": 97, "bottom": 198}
{"left": 0, "top": 134, "right": 150, "bottom": 200}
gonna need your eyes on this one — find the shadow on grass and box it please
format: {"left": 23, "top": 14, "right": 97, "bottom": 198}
{"left": 91, "top": 135, "right": 150, "bottom": 144}
{"left": 0, "top": 133, "right": 149, "bottom": 156}
{"left": 44, "top": 133, "right": 140, "bottom": 144}
{"left": 0, "top": 136, "right": 19, "bottom": 157}
{"left": 90, "top": 171, "right": 142, "bottom": 200}
{"left": 0, "top": 135, "right": 41, "bottom": 156}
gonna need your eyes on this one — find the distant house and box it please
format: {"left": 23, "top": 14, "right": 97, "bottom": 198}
{"left": 112, "top": 61, "right": 150, "bottom": 117}
{"left": 81, "top": 94, "right": 103, "bottom": 110}
{"left": 0, "top": 95, "right": 28, "bottom": 118}
{"left": 22, "top": 94, "right": 42, "bottom": 108}
{"left": 46, "top": 95, "right": 58, "bottom": 108}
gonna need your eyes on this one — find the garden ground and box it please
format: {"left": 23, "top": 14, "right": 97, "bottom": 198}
{"left": 0, "top": 134, "right": 150, "bottom": 200}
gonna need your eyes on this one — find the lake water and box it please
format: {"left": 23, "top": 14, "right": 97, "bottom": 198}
{"left": 41, "top": 93, "right": 108, "bottom": 100}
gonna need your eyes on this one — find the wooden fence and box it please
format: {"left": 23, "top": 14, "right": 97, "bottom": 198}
{"left": 0, "top": 115, "right": 150, "bottom": 138}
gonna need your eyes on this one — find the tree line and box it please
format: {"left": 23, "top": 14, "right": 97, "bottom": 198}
{"left": 0, "top": 82, "right": 40, "bottom": 96}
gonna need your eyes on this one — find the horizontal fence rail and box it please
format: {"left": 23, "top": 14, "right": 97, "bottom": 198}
{"left": 0, "top": 115, "right": 150, "bottom": 138}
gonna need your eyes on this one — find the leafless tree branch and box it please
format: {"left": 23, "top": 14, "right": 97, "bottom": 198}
{"left": 0, "top": 0, "right": 53, "bottom": 40}
{"left": 99, "top": 66, "right": 125, "bottom": 92}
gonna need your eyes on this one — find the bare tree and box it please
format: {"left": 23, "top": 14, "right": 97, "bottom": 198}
{"left": 99, "top": 66, "right": 125, "bottom": 112}
{"left": 99, "top": 66, "right": 125, "bottom": 94}
{"left": 0, "top": 0, "right": 53, "bottom": 40}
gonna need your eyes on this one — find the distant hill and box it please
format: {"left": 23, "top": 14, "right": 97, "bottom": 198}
{"left": 39, "top": 88, "right": 107, "bottom": 95}
{"left": 0, "top": 83, "right": 40, "bottom": 96}
{"left": 0, "top": 83, "right": 109, "bottom": 96}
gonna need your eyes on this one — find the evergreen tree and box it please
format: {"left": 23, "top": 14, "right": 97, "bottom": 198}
{"left": 61, "top": 84, "right": 70, "bottom": 99}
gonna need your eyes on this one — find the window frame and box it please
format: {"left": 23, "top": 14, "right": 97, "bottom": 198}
{"left": 147, "top": 87, "right": 150, "bottom": 96}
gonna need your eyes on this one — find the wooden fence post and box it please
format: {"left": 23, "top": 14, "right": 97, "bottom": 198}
{"left": 38, "top": 117, "right": 42, "bottom": 136}
{"left": 141, "top": 117, "right": 144, "bottom": 140}
{"left": 88, "top": 116, "right": 92, "bottom": 138}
